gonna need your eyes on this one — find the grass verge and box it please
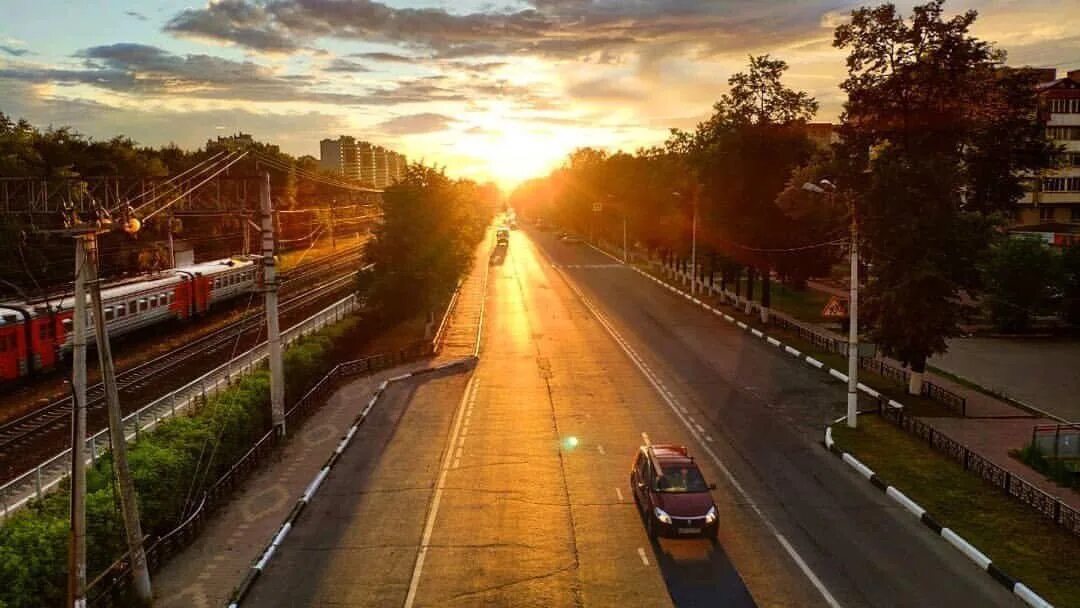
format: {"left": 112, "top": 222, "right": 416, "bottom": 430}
{"left": 833, "top": 416, "right": 1080, "bottom": 608}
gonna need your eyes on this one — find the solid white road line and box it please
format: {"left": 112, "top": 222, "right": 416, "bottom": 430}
{"left": 404, "top": 375, "right": 478, "bottom": 608}
{"left": 552, "top": 265, "right": 844, "bottom": 608}
{"left": 637, "top": 547, "right": 651, "bottom": 566}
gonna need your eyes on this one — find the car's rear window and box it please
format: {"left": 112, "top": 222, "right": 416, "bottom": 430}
{"left": 656, "top": 465, "right": 708, "bottom": 493}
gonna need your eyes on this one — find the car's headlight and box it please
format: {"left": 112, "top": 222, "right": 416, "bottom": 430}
{"left": 653, "top": 507, "right": 673, "bottom": 525}
{"left": 705, "top": 506, "right": 717, "bottom": 524}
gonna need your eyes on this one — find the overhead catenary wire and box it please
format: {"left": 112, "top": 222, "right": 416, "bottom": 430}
{"left": 109, "top": 149, "right": 230, "bottom": 212}
{"left": 140, "top": 151, "right": 250, "bottom": 221}
{"left": 252, "top": 151, "right": 381, "bottom": 193}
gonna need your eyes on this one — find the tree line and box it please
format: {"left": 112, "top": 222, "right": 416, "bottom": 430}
{"left": 511, "top": 0, "right": 1073, "bottom": 395}
{"left": 0, "top": 114, "right": 371, "bottom": 298}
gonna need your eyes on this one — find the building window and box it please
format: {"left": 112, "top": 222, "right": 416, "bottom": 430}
{"left": 1040, "top": 207, "right": 1056, "bottom": 221}
{"left": 1072, "top": 208, "right": 1080, "bottom": 223}
{"left": 1049, "top": 98, "right": 1080, "bottom": 114}
{"left": 1047, "top": 126, "right": 1080, "bottom": 141}
{"left": 1043, "top": 177, "right": 1080, "bottom": 192}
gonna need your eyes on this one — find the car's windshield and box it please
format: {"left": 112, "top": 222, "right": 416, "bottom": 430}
{"left": 655, "top": 466, "right": 709, "bottom": 493}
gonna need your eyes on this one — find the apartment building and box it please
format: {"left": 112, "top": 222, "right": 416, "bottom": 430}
{"left": 320, "top": 137, "right": 407, "bottom": 188}
{"left": 1013, "top": 68, "right": 1080, "bottom": 247}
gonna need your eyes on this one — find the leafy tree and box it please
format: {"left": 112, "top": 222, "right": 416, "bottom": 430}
{"left": 982, "top": 237, "right": 1061, "bottom": 332}
{"left": 365, "top": 165, "right": 490, "bottom": 320}
{"left": 669, "top": 55, "right": 819, "bottom": 317}
{"left": 833, "top": 0, "right": 1055, "bottom": 393}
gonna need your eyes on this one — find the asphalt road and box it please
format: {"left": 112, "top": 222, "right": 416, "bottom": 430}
{"left": 246, "top": 227, "right": 1020, "bottom": 607}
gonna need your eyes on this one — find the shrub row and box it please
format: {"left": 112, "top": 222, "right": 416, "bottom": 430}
{"left": 0, "top": 313, "right": 363, "bottom": 608}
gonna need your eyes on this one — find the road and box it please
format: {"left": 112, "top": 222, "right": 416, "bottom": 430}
{"left": 245, "top": 228, "right": 1019, "bottom": 607}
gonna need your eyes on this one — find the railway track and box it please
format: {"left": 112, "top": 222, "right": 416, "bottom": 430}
{"left": 0, "top": 271, "right": 358, "bottom": 459}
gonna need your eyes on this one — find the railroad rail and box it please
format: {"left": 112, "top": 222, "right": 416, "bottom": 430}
{"left": 0, "top": 292, "right": 360, "bottom": 519}
{"left": 0, "top": 272, "right": 358, "bottom": 459}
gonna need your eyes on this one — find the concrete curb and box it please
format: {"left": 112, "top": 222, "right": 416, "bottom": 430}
{"left": 226, "top": 356, "right": 475, "bottom": 608}
{"left": 823, "top": 427, "right": 1053, "bottom": 608}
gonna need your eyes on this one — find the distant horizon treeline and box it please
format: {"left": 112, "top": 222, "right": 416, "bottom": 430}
{"left": 0, "top": 112, "right": 369, "bottom": 298}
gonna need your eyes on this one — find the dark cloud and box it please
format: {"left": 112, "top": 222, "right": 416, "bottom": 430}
{"left": 0, "top": 43, "right": 469, "bottom": 107}
{"left": 376, "top": 112, "right": 457, "bottom": 135}
{"left": 162, "top": 0, "right": 843, "bottom": 60}
{"left": 124, "top": 10, "right": 148, "bottom": 21}
{"left": 0, "top": 46, "right": 30, "bottom": 57}
{"left": 324, "top": 58, "right": 371, "bottom": 73}
{"left": 349, "top": 51, "right": 420, "bottom": 63}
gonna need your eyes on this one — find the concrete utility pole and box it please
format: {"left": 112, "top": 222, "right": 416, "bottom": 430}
{"left": 622, "top": 215, "right": 628, "bottom": 263}
{"left": 261, "top": 173, "right": 286, "bottom": 436}
{"left": 846, "top": 215, "right": 860, "bottom": 430}
{"left": 330, "top": 197, "right": 336, "bottom": 251}
{"left": 68, "top": 234, "right": 90, "bottom": 608}
{"left": 803, "top": 179, "right": 859, "bottom": 429}
{"left": 88, "top": 233, "right": 153, "bottom": 603}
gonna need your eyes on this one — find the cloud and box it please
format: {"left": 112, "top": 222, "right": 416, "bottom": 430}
{"left": 376, "top": 112, "right": 457, "bottom": 135}
{"left": 124, "top": 10, "right": 148, "bottom": 21}
{"left": 161, "top": 0, "right": 850, "bottom": 61}
{"left": 350, "top": 51, "right": 419, "bottom": 63}
{"left": 0, "top": 43, "right": 471, "bottom": 107}
{"left": 1, "top": 80, "right": 349, "bottom": 153}
{"left": 324, "top": 58, "right": 371, "bottom": 73}
{"left": 0, "top": 45, "right": 30, "bottom": 57}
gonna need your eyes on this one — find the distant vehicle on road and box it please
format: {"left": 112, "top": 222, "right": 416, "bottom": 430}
{"left": 496, "top": 227, "right": 510, "bottom": 246}
{"left": 560, "top": 233, "right": 583, "bottom": 244}
{"left": 631, "top": 443, "right": 718, "bottom": 540}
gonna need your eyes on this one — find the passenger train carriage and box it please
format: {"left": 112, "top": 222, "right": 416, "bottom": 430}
{"left": 0, "top": 256, "right": 258, "bottom": 382}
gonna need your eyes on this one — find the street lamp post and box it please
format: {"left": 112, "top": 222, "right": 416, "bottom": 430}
{"left": 803, "top": 180, "right": 859, "bottom": 429}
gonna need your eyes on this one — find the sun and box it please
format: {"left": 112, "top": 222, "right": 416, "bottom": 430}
{"left": 452, "top": 113, "right": 586, "bottom": 190}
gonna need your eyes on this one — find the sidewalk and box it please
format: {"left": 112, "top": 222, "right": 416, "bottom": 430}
{"left": 637, "top": 253, "right": 1080, "bottom": 515}
{"left": 152, "top": 242, "right": 490, "bottom": 606}
{"left": 152, "top": 365, "right": 427, "bottom": 607}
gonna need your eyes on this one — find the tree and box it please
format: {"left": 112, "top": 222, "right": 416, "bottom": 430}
{"left": 670, "top": 55, "right": 819, "bottom": 319}
{"left": 982, "top": 237, "right": 1061, "bottom": 332}
{"left": 364, "top": 165, "right": 489, "bottom": 320}
{"left": 833, "top": 0, "right": 1055, "bottom": 393}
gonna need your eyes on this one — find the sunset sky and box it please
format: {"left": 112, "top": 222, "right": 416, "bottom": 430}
{"left": 2, "top": 0, "right": 1079, "bottom": 189}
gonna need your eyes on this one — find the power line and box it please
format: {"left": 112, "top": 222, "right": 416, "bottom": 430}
{"left": 109, "top": 150, "right": 230, "bottom": 212}
{"left": 141, "top": 151, "right": 250, "bottom": 221}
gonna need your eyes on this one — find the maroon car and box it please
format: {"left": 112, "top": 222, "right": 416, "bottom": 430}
{"left": 630, "top": 444, "right": 719, "bottom": 540}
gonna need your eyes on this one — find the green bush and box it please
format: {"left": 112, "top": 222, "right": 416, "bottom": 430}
{"left": 0, "top": 314, "right": 359, "bottom": 607}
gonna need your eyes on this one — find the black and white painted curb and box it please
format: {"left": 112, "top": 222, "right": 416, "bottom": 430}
{"left": 226, "top": 357, "right": 475, "bottom": 608}
{"left": 229, "top": 241, "right": 490, "bottom": 607}
{"left": 583, "top": 242, "right": 891, "bottom": 406}
{"left": 824, "top": 427, "right": 1053, "bottom": 608}
{"left": 583, "top": 241, "right": 1054, "bottom": 608}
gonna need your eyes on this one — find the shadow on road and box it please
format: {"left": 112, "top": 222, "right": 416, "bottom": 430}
{"left": 651, "top": 537, "right": 758, "bottom": 608}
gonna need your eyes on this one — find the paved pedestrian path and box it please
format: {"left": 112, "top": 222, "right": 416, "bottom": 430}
{"left": 152, "top": 238, "right": 491, "bottom": 606}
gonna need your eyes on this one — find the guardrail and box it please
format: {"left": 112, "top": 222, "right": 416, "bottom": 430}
{"left": 879, "top": 401, "right": 1080, "bottom": 539}
{"left": 0, "top": 294, "right": 358, "bottom": 521}
{"left": 82, "top": 281, "right": 467, "bottom": 606}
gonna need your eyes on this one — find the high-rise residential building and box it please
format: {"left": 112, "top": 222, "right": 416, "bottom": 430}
{"left": 319, "top": 136, "right": 407, "bottom": 188}
{"left": 373, "top": 146, "right": 390, "bottom": 189}
{"left": 319, "top": 136, "right": 361, "bottom": 181}
{"left": 358, "top": 141, "right": 377, "bottom": 186}
{"left": 1013, "top": 68, "right": 1080, "bottom": 247}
